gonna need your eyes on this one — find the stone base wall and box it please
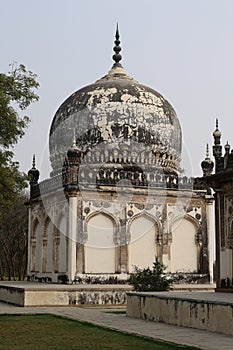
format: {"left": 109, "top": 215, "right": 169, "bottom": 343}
{"left": 0, "top": 285, "right": 25, "bottom": 306}
{"left": 24, "top": 289, "right": 128, "bottom": 306}
{"left": 127, "top": 292, "right": 233, "bottom": 336}
{"left": 0, "top": 283, "right": 131, "bottom": 307}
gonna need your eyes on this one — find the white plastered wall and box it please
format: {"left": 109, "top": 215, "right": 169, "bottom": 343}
{"left": 128, "top": 215, "right": 157, "bottom": 273}
{"left": 85, "top": 213, "right": 115, "bottom": 273}
{"left": 171, "top": 217, "right": 197, "bottom": 273}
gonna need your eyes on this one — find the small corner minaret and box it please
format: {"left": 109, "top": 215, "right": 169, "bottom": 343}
{"left": 62, "top": 134, "right": 83, "bottom": 193}
{"left": 212, "top": 118, "right": 223, "bottom": 173}
{"left": 224, "top": 141, "right": 230, "bottom": 169}
{"left": 201, "top": 144, "right": 214, "bottom": 176}
{"left": 213, "top": 118, "right": 222, "bottom": 158}
{"left": 28, "top": 154, "right": 40, "bottom": 185}
{"left": 67, "top": 133, "right": 82, "bottom": 164}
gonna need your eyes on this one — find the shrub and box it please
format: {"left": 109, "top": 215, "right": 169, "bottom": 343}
{"left": 129, "top": 258, "right": 172, "bottom": 291}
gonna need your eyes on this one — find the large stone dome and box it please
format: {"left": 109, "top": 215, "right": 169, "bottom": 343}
{"left": 49, "top": 28, "right": 182, "bottom": 178}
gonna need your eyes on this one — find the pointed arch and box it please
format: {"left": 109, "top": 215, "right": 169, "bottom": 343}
{"left": 128, "top": 212, "right": 159, "bottom": 272}
{"left": 85, "top": 209, "right": 120, "bottom": 245}
{"left": 170, "top": 213, "right": 199, "bottom": 233}
{"left": 128, "top": 211, "right": 161, "bottom": 235}
{"left": 44, "top": 217, "right": 51, "bottom": 237}
{"left": 32, "top": 217, "right": 40, "bottom": 239}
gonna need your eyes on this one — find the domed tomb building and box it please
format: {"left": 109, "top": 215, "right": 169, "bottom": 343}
{"left": 27, "top": 28, "right": 214, "bottom": 284}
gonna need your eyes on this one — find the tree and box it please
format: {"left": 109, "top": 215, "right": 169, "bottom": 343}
{"left": 128, "top": 258, "right": 173, "bottom": 291}
{"left": 0, "top": 62, "right": 39, "bottom": 213}
{"left": 0, "top": 193, "right": 28, "bottom": 280}
{"left": 0, "top": 62, "right": 39, "bottom": 280}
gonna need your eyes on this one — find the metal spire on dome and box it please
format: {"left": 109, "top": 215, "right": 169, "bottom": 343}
{"left": 112, "top": 23, "right": 122, "bottom": 67}
{"left": 205, "top": 143, "right": 210, "bottom": 159}
{"left": 213, "top": 117, "right": 222, "bottom": 143}
{"left": 32, "top": 154, "right": 36, "bottom": 168}
{"left": 72, "top": 129, "right": 78, "bottom": 149}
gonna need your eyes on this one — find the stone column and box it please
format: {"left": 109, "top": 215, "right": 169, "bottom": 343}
{"left": 206, "top": 195, "right": 214, "bottom": 283}
{"left": 68, "top": 195, "right": 77, "bottom": 282}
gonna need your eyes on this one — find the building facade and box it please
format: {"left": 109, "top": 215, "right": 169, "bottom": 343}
{"left": 27, "top": 28, "right": 214, "bottom": 284}
{"left": 206, "top": 120, "right": 233, "bottom": 291}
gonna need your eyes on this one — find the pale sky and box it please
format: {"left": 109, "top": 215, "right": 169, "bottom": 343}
{"left": 1, "top": 0, "right": 233, "bottom": 179}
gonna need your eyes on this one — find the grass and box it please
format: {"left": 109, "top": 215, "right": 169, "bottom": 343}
{"left": 0, "top": 314, "right": 201, "bottom": 350}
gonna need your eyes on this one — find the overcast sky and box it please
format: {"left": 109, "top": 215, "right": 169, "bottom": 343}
{"left": 1, "top": 0, "right": 233, "bottom": 179}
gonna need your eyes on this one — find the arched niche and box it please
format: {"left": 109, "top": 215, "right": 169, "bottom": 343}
{"left": 128, "top": 213, "right": 159, "bottom": 273}
{"left": 170, "top": 215, "right": 198, "bottom": 273}
{"left": 85, "top": 212, "right": 116, "bottom": 274}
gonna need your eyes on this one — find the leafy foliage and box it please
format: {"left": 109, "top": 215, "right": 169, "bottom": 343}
{"left": 129, "top": 258, "right": 173, "bottom": 291}
{"left": 0, "top": 62, "right": 39, "bottom": 148}
{"left": 0, "top": 62, "right": 39, "bottom": 214}
{"left": 0, "top": 63, "right": 39, "bottom": 279}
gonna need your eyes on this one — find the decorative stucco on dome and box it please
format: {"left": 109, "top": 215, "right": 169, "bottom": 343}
{"left": 49, "top": 29, "right": 182, "bottom": 177}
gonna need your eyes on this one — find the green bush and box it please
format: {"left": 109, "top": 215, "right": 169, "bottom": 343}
{"left": 129, "top": 258, "right": 172, "bottom": 291}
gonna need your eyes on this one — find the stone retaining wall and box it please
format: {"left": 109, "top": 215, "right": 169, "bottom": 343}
{"left": 0, "top": 283, "right": 131, "bottom": 306}
{"left": 127, "top": 292, "right": 233, "bottom": 336}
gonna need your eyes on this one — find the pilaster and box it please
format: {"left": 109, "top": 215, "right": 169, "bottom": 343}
{"left": 205, "top": 195, "right": 214, "bottom": 283}
{"left": 68, "top": 194, "right": 78, "bottom": 282}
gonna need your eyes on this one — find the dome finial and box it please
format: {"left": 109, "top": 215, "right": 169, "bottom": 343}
{"left": 213, "top": 117, "right": 221, "bottom": 140}
{"left": 206, "top": 143, "right": 210, "bottom": 159}
{"left": 112, "top": 23, "right": 122, "bottom": 67}
{"left": 72, "top": 129, "right": 77, "bottom": 149}
{"left": 32, "top": 154, "right": 36, "bottom": 168}
{"left": 201, "top": 143, "right": 214, "bottom": 176}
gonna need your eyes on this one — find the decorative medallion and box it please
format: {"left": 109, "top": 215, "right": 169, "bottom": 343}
{"left": 84, "top": 207, "right": 90, "bottom": 215}
{"left": 127, "top": 210, "right": 134, "bottom": 217}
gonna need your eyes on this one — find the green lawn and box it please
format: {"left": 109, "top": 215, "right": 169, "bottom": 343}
{"left": 0, "top": 314, "right": 201, "bottom": 350}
